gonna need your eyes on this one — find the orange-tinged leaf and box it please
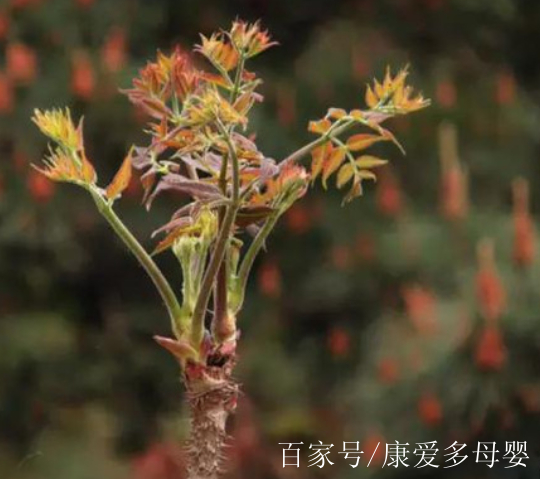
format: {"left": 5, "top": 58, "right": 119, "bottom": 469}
{"left": 380, "top": 127, "right": 406, "bottom": 155}
{"left": 366, "top": 121, "right": 406, "bottom": 155}
{"left": 81, "top": 151, "right": 96, "bottom": 183}
{"left": 344, "top": 177, "right": 363, "bottom": 203}
{"left": 152, "top": 225, "right": 197, "bottom": 255}
{"left": 350, "top": 109, "right": 365, "bottom": 121}
{"left": 357, "top": 170, "right": 378, "bottom": 181}
{"left": 365, "top": 85, "right": 377, "bottom": 108}
{"left": 310, "top": 142, "right": 331, "bottom": 180}
{"left": 234, "top": 90, "right": 255, "bottom": 115}
{"left": 346, "top": 133, "right": 383, "bottom": 151}
{"left": 355, "top": 155, "right": 388, "bottom": 169}
{"left": 327, "top": 108, "right": 347, "bottom": 120}
{"left": 336, "top": 163, "right": 354, "bottom": 189}
{"left": 308, "top": 118, "right": 332, "bottom": 135}
{"left": 106, "top": 150, "right": 132, "bottom": 200}
{"left": 322, "top": 147, "right": 346, "bottom": 188}
{"left": 374, "top": 79, "right": 385, "bottom": 98}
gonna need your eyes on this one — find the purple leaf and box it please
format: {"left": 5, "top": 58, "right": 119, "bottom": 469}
{"left": 146, "top": 174, "right": 224, "bottom": 209}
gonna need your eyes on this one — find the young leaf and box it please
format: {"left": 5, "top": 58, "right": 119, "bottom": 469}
{"left": 146, "top": 174, "right": 225, "bottom": 209}
{"left": 106, "top": 150, "right": 132, "bottom": 200}
{"left": 336, "top": 163, "right": 354, "bottom": 189}
{"left": 365, "top": 84, "right": 378, "bottom": 108}
{"left": 355, "top": 155, "right": 388, "bottom": 169}
{"left": 235, "top": 205, "right": 275, "bottom": 227}
{"left": 327, "top": 108, "right": 347, "bottom": 120}
{"left": 356, "top": 170, "right": 378, "bottom": 181}
{"left": 153, "top": 335, "right": 199, "bottom": 363}
{"left": 346, "top": 133, "right": 383, "bottom": 152}
{"left": 308, "top": 119, "right": 332, "bottom": 135}
{"left": 81, "top": 152, "right": 97, "bottom": 184}
{"left": 310, "top": 142, "right": 331, "bottom": 181}
{"left": 344, "top": 177, "right": 363, "bottom": 204}
{"left": 322, "top": 147, "right": 346, "bottom": 188}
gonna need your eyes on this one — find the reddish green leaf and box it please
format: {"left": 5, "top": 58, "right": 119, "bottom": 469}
{"left": 322, "top": 147, "right": 346, "bottom": 188}
{"left": 355, "top": 155, "right": 388, "bottom": 169}
{"left": 106, "top": 151, "right": 132, "bottom": 200}
{"left": 346, "top": 133, "right": 383, "bottom": 151}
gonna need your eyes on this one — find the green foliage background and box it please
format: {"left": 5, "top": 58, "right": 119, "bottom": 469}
{"left": 2, "top": 1, "right": 540, "bottom": 478}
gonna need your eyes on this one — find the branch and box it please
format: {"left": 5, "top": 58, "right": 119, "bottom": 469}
{"left": 191, "top": 120, "right": 241, "bottom": 345}
{"left": 89, "top": 187, "right": 185, "bottom": 337}
{"left": 233, "top": 210, "right": 280, "bottom": 312}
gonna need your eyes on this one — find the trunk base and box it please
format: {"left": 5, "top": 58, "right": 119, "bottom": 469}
{"left": 185, "top": 356, "right": 238, "bottom": 479}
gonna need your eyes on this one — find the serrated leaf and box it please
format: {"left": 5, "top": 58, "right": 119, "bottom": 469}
{"left": 346, "top": 133, "right": 383, "bottom": 151}
{"left": 322, "top": 147, "right": 346, "bottom": 188}
{"left": 336, "top": 163, "right": 354, "bottom": 189}
{"left": 355, "top": 155, "right": 388, "bottom": 169}
{"left": 106, "top": 151, "right": 132, "bottom": 200}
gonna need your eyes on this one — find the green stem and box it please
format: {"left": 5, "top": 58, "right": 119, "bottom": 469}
{"left": 234, "top": 211, "right": 280, "bottom": 311}
{"left": 210, "top": 54, "right": 246, "bottom": 335}
{"left": 191, "top": 121, "right": 241, "bottom": 345}
{"left": 230, "top": 55, "right": 246, "bottom": 103}
{"left": 89, "top": 187, "right": 185, "bottom": 337}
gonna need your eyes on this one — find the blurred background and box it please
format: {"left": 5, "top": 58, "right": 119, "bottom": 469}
{"left": 1, "top": 0, "right": 540, "bottom": 478}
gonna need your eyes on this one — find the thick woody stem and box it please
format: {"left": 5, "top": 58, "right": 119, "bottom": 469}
{"left": 185, "top": 358, "right": 238, "bottom": 479}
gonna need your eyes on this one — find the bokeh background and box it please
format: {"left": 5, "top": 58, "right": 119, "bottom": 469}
{"left": 1, "top": 0, "right": 540, "bottom": 478}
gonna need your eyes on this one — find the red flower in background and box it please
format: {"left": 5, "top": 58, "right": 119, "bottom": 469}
{"left": 475, "top": 239, "right": 506, "bottom": 322}
{"left": 284, "top": 202, "right": 312, "bottom": 235}
{"left": 331, "top": 244, "right": 351, "bottom": 271}
{"left": 440, "top": 165, "right": 467, "bottom": 221}
{"left": 402, "top": 283, "right": 437, "bottom": 335}
{"left": 0, "top": 11, "right": 10, "bottom": 40}
{"left": 475, "top": 324, "right": 506, "bottom": 371}
{"left": 438, "top": 122, "right": 468, "bottom": 221}
{"left": 327, "top": 326, "right": 350, "bottom": 358}
{"left": 496, "top": 70, "right": 516, "bottom": 106}
{"left": 0, "top": 72, "right": 14, "bottom": 113}
{"left": 512, "top": 178, "right": 535, "bottom": 268}
{"left": 258, "top": 258, "right": 281, "bottom": 298}
{"left": 362, "top": 432, "right": 385, "bottom": 466}
{"left": 27, "top": 169, "right": 56, "bottom": 202}
{"left": 75, "top": 0, "right": 95, "bottom": 8}
{"left": 6, "top": 42, "right": 37, "bottom": 84}
{"left": 10, "top": 0, "right": 42, "bottom": 9}
{"left": 102, "top": 27, "right": 127, "bottom": 73}
{"left": 418, "top": 391, "right": 442, "bottom": 426}
{"left": 71, "top": 50, "right": 95, "bottom": 100}
{"left": 376, "top": 168, "right": 403, "bottom": 217}
{"left": 436, "top": 78, "right": 457, "bottom": 108}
